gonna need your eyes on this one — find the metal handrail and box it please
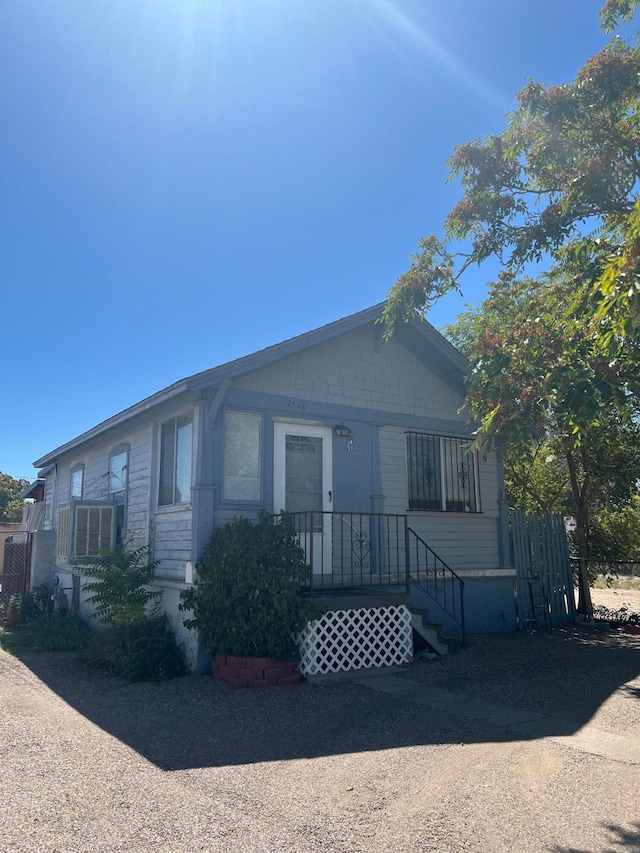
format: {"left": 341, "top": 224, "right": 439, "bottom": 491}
{"left": 407, "top": 527, "right": 465, "bottom": 644}
{"left": 270, "top": 511, "right": 466, "bottom": 643}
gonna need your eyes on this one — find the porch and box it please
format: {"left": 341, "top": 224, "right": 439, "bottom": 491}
{"left": 279, "top": 511, "right": 466, "bottom": 645}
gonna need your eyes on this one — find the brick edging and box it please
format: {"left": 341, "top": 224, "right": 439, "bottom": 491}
{"left": 212, "top": 653, "right": 302, "bottom": 687}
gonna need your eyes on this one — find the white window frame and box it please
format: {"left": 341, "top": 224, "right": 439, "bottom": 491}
{"left": 70, "top": 464, "right": 84, "bottom": 500}
{"left": 109, "top": 445, "right": 129, "bottom": 544}
{"left": 158, "top": 412, "right": 194, "bottom": 507}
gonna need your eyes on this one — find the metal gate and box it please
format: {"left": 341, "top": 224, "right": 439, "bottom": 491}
{"left": 1, "top": 532, "right": 32, "bottom": 611}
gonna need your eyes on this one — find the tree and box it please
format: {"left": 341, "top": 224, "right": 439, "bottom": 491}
{"left": 382, "top": 2, "right": 640, "bottom": 616}
{"left": 600, "top": 0, "right": 640, "bottom": 32}
{"left": 498, "top": 438, "right": 572, "bottom": 516}
{"left": 0, "top": 472, "right": 29, "bottom": 523}
{"left": 444, "top": 272, "right": 640, "bottom": 616}
{"left": 383, "top": 3, "right": 640, "bottom": 342}
{"left": 587, "top": 496, "right": 640, "bottom": 562}
{"left": 494, "top": 436, "right": 640, "bottom": 566}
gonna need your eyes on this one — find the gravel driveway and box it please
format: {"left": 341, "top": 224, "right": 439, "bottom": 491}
{"left": 1, "top": 626, "right": 639, "bottom": 853}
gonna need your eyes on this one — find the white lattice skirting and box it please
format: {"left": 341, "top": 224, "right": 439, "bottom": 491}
{"left": 297, "top": 605, "right": 413, "bottom": 676}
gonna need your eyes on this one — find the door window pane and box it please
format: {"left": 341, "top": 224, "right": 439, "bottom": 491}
{"left": 285, "top": 434, "right": 323, "bottom": 515}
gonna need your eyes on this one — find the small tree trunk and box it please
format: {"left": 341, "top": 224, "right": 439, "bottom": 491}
{"left": 574, "top": 507, "right": 593, "bottom": 618}
{"left": 565, "top": 449, "right": 594, "bottom": 619}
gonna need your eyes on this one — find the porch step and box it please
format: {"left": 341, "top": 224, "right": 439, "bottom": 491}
{"left": 411, "top": 608, "right": 462, "bottom": 657}
{"left": 301, "top": 586, "right": 410, "bottom": 612}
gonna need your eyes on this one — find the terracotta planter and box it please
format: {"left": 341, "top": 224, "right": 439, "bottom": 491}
{"left": 623, "top": 623, "right": 640, "bottom": 635}
{"left": 212, "top": 653, "right": 301, "bottom": 687}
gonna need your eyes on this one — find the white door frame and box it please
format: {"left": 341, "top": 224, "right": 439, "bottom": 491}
{"left": 273, "top": 422, "right": 333, "bottom": 575}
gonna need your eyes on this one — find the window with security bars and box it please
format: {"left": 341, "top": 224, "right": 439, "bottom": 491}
{"left": 406, "top": 432, "right": 480, "bottom": 513}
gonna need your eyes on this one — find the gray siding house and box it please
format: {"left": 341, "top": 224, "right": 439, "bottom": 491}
{"left": 33, "top": 305, "right": 515, "bottom": 670}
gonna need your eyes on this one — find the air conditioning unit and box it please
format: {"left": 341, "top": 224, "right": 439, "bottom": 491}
{"left": 56, "top": 502, "right": 116, "bottom": 562}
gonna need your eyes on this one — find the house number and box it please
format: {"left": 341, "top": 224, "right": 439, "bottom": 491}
{"left": 287, "top": 399, "right": 308, "bottom": 411}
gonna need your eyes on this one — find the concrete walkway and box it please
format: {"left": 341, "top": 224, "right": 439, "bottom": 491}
{"left": 353, "top": 672, "right": 640, "bottom": 766}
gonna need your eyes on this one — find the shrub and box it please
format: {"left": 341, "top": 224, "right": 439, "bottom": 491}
{"left": 0, "top": 613, "right": 93, "bottom": 653}
{"left": 77, "top": 545, "right": 162, "bottom": 626}
{"left": 180, "top": 512, "right": 315, "bottom": 660}
{"left": 84, "top": 610, "right": 186, "bottom": 681}
{"left": 76, "top": 544, "right": 185, "bottom": 681}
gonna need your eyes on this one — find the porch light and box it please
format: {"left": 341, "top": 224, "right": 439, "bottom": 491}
{"left": 334, "top": 423, "right": 354, "bottom": 452}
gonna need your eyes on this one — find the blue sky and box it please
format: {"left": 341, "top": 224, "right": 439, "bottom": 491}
{"left": 0, "top": 0, "right": 623, "bottom": 482}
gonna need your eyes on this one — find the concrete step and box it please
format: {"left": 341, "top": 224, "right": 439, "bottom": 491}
{"left": 411, "top": 608, "right": 462, "bottom": 656}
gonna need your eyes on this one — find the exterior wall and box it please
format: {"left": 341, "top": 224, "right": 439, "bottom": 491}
{"left": 234, "top": 326, "right": 466, "bottom": 421}
{"left": 30, "top": 529, "right": 57, "bottom": 589}
{"left": 54, "top": 422, "right": 152, "bottom": 548}
{"left": 152, "top": 508, "right": 192, "bottom": 579}
{"left": 151, "top": 582, "right": 200, "bottom": 671}
{"left": 43, "top": 402, "right": 199, "bottom": 662}
{"left": 378, "top": 425, "right": 501, "bottom": 571}
{"left": 412, "top": 576, "right": 517, "bottom": 633}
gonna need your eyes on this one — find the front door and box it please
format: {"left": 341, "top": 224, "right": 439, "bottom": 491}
{"left": 273, "top": 423, "right": 333, "bottom": 575}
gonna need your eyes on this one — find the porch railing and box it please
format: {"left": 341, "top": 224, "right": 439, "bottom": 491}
{"left": 283, "top": 511, "right": 411, "bottom": 592}
{"left": 278, "top": 511, "right": 465, "bottom": 642}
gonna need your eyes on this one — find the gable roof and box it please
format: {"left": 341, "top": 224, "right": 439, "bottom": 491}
{"left": 34, "top": 303, "right": 468, "bottom": 469}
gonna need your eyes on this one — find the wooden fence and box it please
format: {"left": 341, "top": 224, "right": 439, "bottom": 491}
{"left": 510, "top": 510, "right": 576, "bottom": 630}
{"left": 0, "top": 532, "right": 32, "bottom": 612}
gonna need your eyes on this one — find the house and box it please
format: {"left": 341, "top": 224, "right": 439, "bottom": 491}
{"left": 31, "top": 304, "right": 516, "bottom": 671}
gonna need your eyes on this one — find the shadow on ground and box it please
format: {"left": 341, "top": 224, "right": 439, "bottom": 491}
{"left": 552, "top": 821, "right": 640, "bottom": 852}
{"left": 14, "top": 626, "right": 640, "bottom": 771}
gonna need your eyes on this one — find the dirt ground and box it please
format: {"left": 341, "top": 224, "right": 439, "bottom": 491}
{"left": 591, "top": 584, "right": 640, "bottom": 614}
{"left": 1, "top": 626, "right": 639, "bottom": 853}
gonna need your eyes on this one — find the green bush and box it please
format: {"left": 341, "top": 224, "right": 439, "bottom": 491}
{"left": 0, "top": 612, "right": 93, "bottom": 653}
{"left": 76, "top": 544, "right": 185, "bottom": 681}
{"left": 180, "top": 512, "right": 315, "bottom": 660}
{"left": 84, "top": 611, "right": 186, "bottom": 681}
{"left": 76, "top": 545, "right": 162, "bottom": 626}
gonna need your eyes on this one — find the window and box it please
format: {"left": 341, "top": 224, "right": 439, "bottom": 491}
{"left": 223, "top": 410, "right": 261, "bottom": 501}
{"left": 70, "top": 464, "right": 84, "bottom": 500}
{"left": 109, "top": 446, "right": 129, "bottom": 543}
{"left": 406, "top": 432, "right": 480, "bottom": 513}
{"left": 158, "top": 414, "right": 193, "bottom": 506}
